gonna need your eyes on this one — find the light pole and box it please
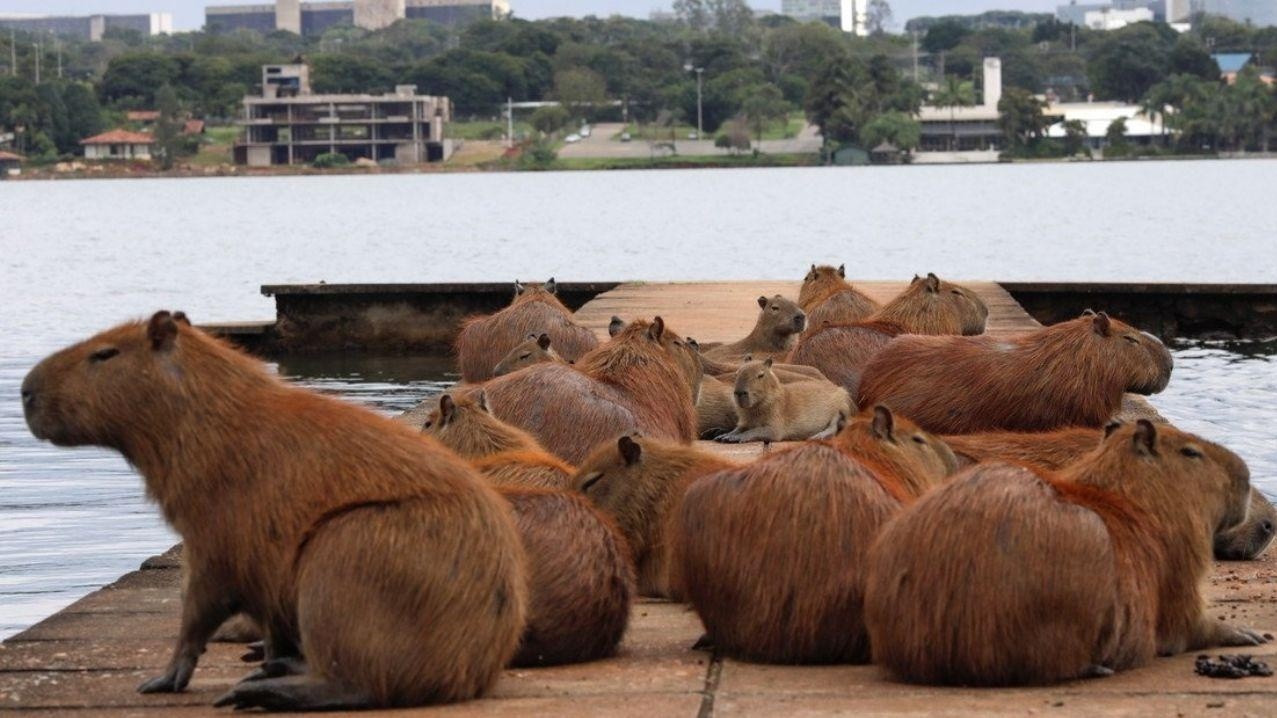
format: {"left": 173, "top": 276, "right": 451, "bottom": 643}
{"left": 684, "top": 63, "right": 703, "bottom": 139}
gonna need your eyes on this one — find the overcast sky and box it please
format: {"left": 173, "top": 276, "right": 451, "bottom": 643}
{"left": 0, "top": 1, "right": 1062, "bottom": 32}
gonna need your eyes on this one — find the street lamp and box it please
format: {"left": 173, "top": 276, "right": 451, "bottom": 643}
{"left": 684, "top": 63, "right": 704, "bottom": 139}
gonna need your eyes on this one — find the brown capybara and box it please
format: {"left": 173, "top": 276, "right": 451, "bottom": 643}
{"left": 873, "top": 273, "right": 988, "bottom": 336}
{"left": 702, "top": 295, "right": 807, "bottom": 362}
{"left": 423, "top": 392, "right": 574, "bottom": 490}
{"left": 785, "top": 320, "right": 905, "bottom": 397}
{"left": 675, "top": 407, "right": 957, "bottom": 664}
{"left": 21, "top": 312, "right": 527, "bottom": 711}
{"left": 718, "top": 359, "right": 853, "bottom": 443}
{"left": 455, "top": 279, "right": 597, "bottom": 383}
{"left": 498, "top": 488, "right": 635, "bottom": 667}
{"left": 697, "top": 375, "right": 740, "bottom": 439}
{"left": 943, "top": 426, "right": 1277, "bottom": 561}
{"left": 858, "top": 311, "right": 1174, "bottom": 434}
{"left": 865, "top": 421, "right": 1267, "bottom": 686}
{"left": 493, "top": 333, "right": 566, "bottom": 376}
{"left": 575, "top": 435, "right": 737, "bottom": 598}
{"left": 799, "top": 264, "right": 880, "bottom": 327}
{"left": 477, "top": 317, "right": 701, "bottom": 465}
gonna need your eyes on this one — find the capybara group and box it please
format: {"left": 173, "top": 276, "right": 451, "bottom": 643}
{"left": 718, "top": 358, "right": 853, "bottom": 443}
{"left": 865, "top": 421, "right": 1267, "bottom": 686}
{"left": 455, "top": 279, "right": 597, "bottom": 383}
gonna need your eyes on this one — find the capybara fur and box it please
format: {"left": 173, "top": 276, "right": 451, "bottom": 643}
{"left": 799, "top": 264, "right": 880, "bottom": 327}
{"left": 493, "top": 333, "right": 566, "bottom": 377}
{"left": 575, "top": 435, "right": 737, "bottom": 598}
{"left": 455, "top": 279, "right": 597, "bottom": 383}
{"left": 718, "top": 359, "right": 853, "bottom": 443}
{"left": 697, "top": 375, "right": 740, "bottom": 439}
{"left": 858, "top": 312, "right": 1174, "bottom": 434}
{"left": 865, "top": 421, "right": 1267, "bottom": 686}
{"left": 675, "top": 408, "right": 956, "bottom": 664}
{"left": 785, "top": 320, "right": 905, "bottom": 397}
{"left": 477, "top": 317, "right": 701, "bottom": 464}
{"left": 21, "top": 312, "right": 527, "bottom": 710}
{"left": 871, "top": 273, "right": 988, "bottom": 336}
{"left": 498, "top": 488, "right": 634, "bottom": 667}
{"left": 1218, "top": 489, "right": 1277, "bottom": 560}
{"left": 702, "top": 295, "right": 807, "bottom": 362}
{"left": 423, "top": 392, "right": 574, "bottom": 490}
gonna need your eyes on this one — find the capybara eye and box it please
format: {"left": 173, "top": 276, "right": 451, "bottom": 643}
{"left": 912, "top": 436, "right": 927, "bottom": 444}
{"left": 1180, "top": 447, "right": 1203, "bottom": 459}
{"left": 1123, "top": 336, "right": 1140, "bottom": 344}
{"left": 89, "top": 347, "right": 120, "bottom": 363}
{"left": 422, "top": 420, "right": 432, "bottom": 429}
{"left": 519, "top": 354, "right": 531, "bottom": 360}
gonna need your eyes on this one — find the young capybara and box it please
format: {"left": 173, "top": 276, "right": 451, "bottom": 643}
{"left": 702, "top": 295, "right": 807, "bottom": 362}
{"left": 455, "top": 279, "right": 597, "bottom": 383}
{"left": 574, "top": 434, "right": 737, "bottom": 598}
{"left": 799, "top": 264, "right": 880, "bottom": 327}
{"left": 675, "top": 407, "right": 957, "bottom": 663}
{"left": 476, "top": 317, "right": 702, "bottom": 464}
{"left": 873, "top": 273, "right": 988, "bottom": 336}
{"left": 21, "top": 312, "right": 527, "bottom": 710}
{"left": 423, "top": 392, "right": 574, "bottom": 490}
{"left": 717, "top": 359, "right": 853, "bottom": 443}
{"left": 865, "top": 421, "right": 1268, "bottom": 686}
{"left": 492, "top": 333, "right": 566, "bottom": 376}
{"left": 858, "top": 311, "right": 1174, "bottom": 434}
{"left": 784, "top": 320, "right": 905, "bottom": 397}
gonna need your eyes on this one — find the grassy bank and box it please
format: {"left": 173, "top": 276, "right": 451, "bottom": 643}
{"left": 549, "top": 152, "right": 820, "bottom": 171}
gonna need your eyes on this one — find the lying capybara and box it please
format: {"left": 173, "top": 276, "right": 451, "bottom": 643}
{"left": 858, "top": 311, "right": 1174, "bottom": 434}
{"left": 456, "top": 279, "right": 597, "bottom": 383}
{"left": 493, "top": 333, "right": 565, "bottom": 376}
{"left": 575, "top": 435, "right": 737, "bottom": 598}
{"left": 785, "top": 320, "right": 904, "bottom": 397}
{"left": 22, "top": 312, "right": 526, "bottom": 710}
{"left": 499, "top": 488, "right": 634, "bottom": 667}
{"left": 865, "top": 421, "right": 1267, "bottom": 686}
{"left": 717, "top": 359, "right": 853, "bottom": 443}
{"left": 702, "top": 295, "right": 807, "bottom": 362}
{"left": 423, "top": 392, "right": 574, "bottom": 490}
{"left": 872, "top": 273, "right": 988, "bottom": 336}
{"left": 478, "top": 317, "right": 701, "bottom": 464}
{"left": 676, "top": 407, "right": 956, "bottom": 663}
{"left": 697, "top": 375, "right": 739, "bottom": 439}
{"left": 799, "top": 264, "right": 880, "bottom": 327}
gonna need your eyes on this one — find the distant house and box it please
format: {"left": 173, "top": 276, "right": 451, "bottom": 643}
{"left": 1213, "top": 53, "right": 1276, "bottom": 85}
{"left": 81, "top": 130, "right": 156, "bottom": 160}
{"left": 0, "top": 150, "right": 23, "bottom": 177}
{"left": 1044, "top": 102, "right": 1161, "bottom": 149}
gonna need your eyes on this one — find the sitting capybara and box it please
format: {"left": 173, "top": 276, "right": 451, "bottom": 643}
{"left": 423, "top": 392, "right": 574, "bottom": 490}
{"left": 676, "top": 408, "right": 956, "bottom": 663}
{"left": 493, "top": 333, "right": 566, "bottom": 376}
{"left": 22, "top": 312, "right": 527, "bottom": 710}
{"left": 865, "top": 421, "right": 1268, "bottom": 686}
{"left": 858, "top": 311, "right": 1174, "bottom": 434}
{"left": 456, "top": 279, "right": 597, "bottom": 383}
{"left": 799, "top": 264, "right": 880, "bottom": 327}
{"left": 785, "top": 320, "right": 904, "bottom": 397}
{"left": 717, "top": 359, "right": 853, "bottom": 443}
{"left": 873, "top": 273, "right": 988, "bottom": 336}
{"left": 575, "top": 434, "right": 737, "bottom": 598}
{"left": 702, "top": 295, "right": 807, "bottom": 362}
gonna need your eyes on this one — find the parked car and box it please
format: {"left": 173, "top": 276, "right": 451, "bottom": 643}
{"left": 620, "top": 132, "right": 632, "bottom": 142}
{"left": 565, "top": 134, "right": 582, "bottom": 144}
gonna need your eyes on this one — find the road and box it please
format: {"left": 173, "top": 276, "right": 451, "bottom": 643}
{"left": 556, "top": 122, "right": 823, "bottom": 159}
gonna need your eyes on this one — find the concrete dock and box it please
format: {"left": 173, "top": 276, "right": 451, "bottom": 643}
{"left": 4, "top": 281, "right": 1275, "bottom": 716}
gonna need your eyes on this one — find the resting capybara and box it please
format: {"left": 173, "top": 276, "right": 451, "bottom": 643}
{"left": 717, "top": 359, "right": 853, "bottom": 443}
{"left": 423, "top": 392, "right": 574, "bottom": 490}
{"left": 21, "top": 312, "right": 527, "bottom": 710}
{"left": 865, "top": 421, "right": 1267, "bottom": 686}
{"left": 785, "top": 320, "right": 904, "bottom": 397}
{"left": 478, "top": 317, "right": 701, "bottom": 464}
{"left": 493, "top": 333, "right": 565, "bottom": 376}
{"left": 499, "top": 488, "right": 634, "bottom": 667}
{"left": 702, "top": 295, "right": 807, "bottom": 362}
{"left": 799, "top": 264, "right": 880, "bottom": 327}
{"left": 676, "top": 408, "right": 956, "bottom": 663}
{"left": 858, "top": 311, "right": 1174, "bottom": 434}
{"left": 697, "top": 375, "right": 739, "bottom": 439}
{"left": 873, "top": 273, "right": 988, "bottom": 336}
{"left": 575, "top": 435, "right": 737, "bottom": 598}
{"left": 455, "top": 279, "right": 597, "bottom": 383}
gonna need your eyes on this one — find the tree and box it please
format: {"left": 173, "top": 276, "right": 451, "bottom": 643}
{"left": 672, "top": 0, "right": 711, "bottom": 33}
{"left": 1061, "top": 118, "right": 1088, "bottom": 157}
{"left": 311, "top": 54, "right": 395, "bottom": 94}
{"left": 861, "top": 111, "right": 921, "bottom": 152}
{"left": 1169, "top": 36, "right": 1219, "bottom": 80}
{"left": 530, "top": 104, "right": 570, "bottom": 136}
{"left": 553, "top": 67, "right": 607, "bottom": 120}
{"left": 922, "top": 19, "right": 970, "bottom": 54}
{"left": 740, "top": 83, "right": 790, "bottom": 146}
{"left": 100, "top": 52, "right": 181, "bottom": 107}
{"left": 866, "top": 0, "right": 894, "bottom": 36}
{"left": 997, "top": 87, "right": 1048, "bottom": 151}
{"left": 1104, "top": 117, "right": 1130, "bottom": 156}
{"left": 715, "top": 115, "right": 751, "bottom": 154}
{"left": 62, "top": 83, "right": 105, "bottom": 148}
{"left": 932, "top": 76, "right": 975, "bottom": 151}
{"left": 1087, "top": 23, "right": 1175, "bottom": 102}
{"left": 154, "top": 83, "right": 182, "bottom": 170}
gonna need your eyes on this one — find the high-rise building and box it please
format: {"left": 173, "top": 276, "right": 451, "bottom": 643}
{"left": 206, "top": 0, "right": 510, "bottom": 35}
{"left": 0, "top": 13, "right": 172, "bottom": 41}
{"left": 1194, "top": 0, "right": 1277, "bottom": 27}
{"left": 781, "top": 0, "right": 867, "bottom": 35}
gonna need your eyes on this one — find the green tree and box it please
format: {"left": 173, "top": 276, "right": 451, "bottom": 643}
{"left": 715, "top": 115, "right": 751, "bottom": 154}
{"left": 1062, "top": 118, "right": 1088, "bottom": 157}
{"left": 1104, "top": 117, "right": 1130, "bottom": 156}
{"left": 553, "top": 67, "right": 607, "bottom": 120}
{"left": 861, "top": 111, "right": 921, "bottom": 152}
{"left": 100, "top": 52, "right": 181, "bottom": 107}
{"left": 740, "top": 83, "right": 790, "bottom": 146}
{"left": 922, "top": 19, "right": 970, "bottom": 54}
{"left": 932, "top": 76, "right": 975, "bottom": 151}
{"left": 310, "top": 54, "right": 395, "bottom": 94}
{"left": 62, "top": 83, "right": 105, "bottom": 147}
{"left": 154, "top": 83, "right": 183, "bottom": 170}
{"left": 1087, "top": 23, "right": 1175, "bottom": 102}
{"left": 997, "top": 87, "right": 1048, "bottom": 151}
{"left": 1168, "top": 36, "right": 1219, "bottom": 80}
{"left": 530, "top": 104, "right": 570, "bottom": 136}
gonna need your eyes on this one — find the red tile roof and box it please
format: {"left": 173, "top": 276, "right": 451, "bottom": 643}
{"left": 80, "top": 129, "right": 155, "bottom": 145}
{"left": 183, "top": 119, "right": 206, "bottom": 135}
{"left": 126, "top": 110, "right": 161, "bottom": 122}
{"left": 0, "top": 151, "right": 23, "bottom": 162}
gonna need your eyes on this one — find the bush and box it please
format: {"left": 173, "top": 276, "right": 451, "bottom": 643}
{"left": 312, "top": 152, "right": 351, "bottom": 168}
{"left": 517, "top": 140, "right": 557, "bottom": 170}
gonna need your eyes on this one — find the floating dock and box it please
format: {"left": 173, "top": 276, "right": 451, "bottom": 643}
{"left": 4, "top": 281, "right": 1275, "bottom": 716}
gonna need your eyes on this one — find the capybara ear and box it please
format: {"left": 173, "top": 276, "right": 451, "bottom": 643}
{"left": 687, "top": 337, "right": 700, "bottom": 352}
{"left": 1104, "top": 420, "right": 1123, "bottom": 438}
{"left": 838, "top": 263, "right": 846, "bottom": 278}
{"left": 763, "top": 357, "right": 774, "bottom": 369}
{"left": 648, "top": 316, "right": 665, "bottom": 341}
{"left": 438, "top": 395, "right": 456, "bottom": 426}
{"left": 757, "top": 295, "right": 768, "bottom": 309}
{"left": 536, "top": 333, "right": 551, "bottom": 350}
{"left": 173, "top": 311, "right": 191, "bottom": 326}
{"left": 545, "top": 277, "right": 557, "bottom": 294}
{"left": 475, "top": 390, "right": 490, "bottom": 413}
{"left": 835, "top": 410, "right": 849, "bottom": 434}
{"left": 911, "top": 274, "right": 921, "bottom": 284}
{"left": 924, "top": 274, "right": 940, "bottom": 293}
{"left": 1081, "top": 308, "right": 1098, "bottom": 317}
{"left": 871, "top": 405, "right": 896, "bottom": 440}
{"left": 514, "top": 280, "right": 524, "bottom": 295}
{"left": 147, "top": 311, "right": 180, "bottom": 352}
{"left": 609, "top": 316, "right": 625, "bottom": 337}
{"left": 1092, "top": 312, "right": 1113, "bottom": 337}
{"left": 618, "top": 435, "right": 642, "bottom": 465}
{"left": 1133, "top": 419, "right": 1158, "bottom": 456}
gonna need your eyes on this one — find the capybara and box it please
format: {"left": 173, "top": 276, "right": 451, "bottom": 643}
{"left": 493, "top": 333, "right": 565, "bottom": 376}
{"left": 455, "top": 279, "right": 597, "bottom": 383}
{"left": 873, "top": 273, "right": 988, "bottom": 336}
{"left": 785, "top": 320, "right": 905, "bottom": 397}
{"left": 575, "top": 435, "right": 737, "bottom": 598}
{"left": 865, "top": 421, "right": 1267, "bottom": 686}
{"left": 676, "top": 408, "right": 956, "bottom": 663}
{"left": 799, "top": 264, "right": 880, "bottom": 327}
{"left": 423, "top": 392, "right": 574, "bottom": 490}
{"left": 1219, "top": 490, "right": 1277, "bottom": 560}
{"left": 702, "top": 295, "right": 807, "bottom": 362}
{"left": 697, "top": 375, "right": 739, "bottom": 439}
{"left": 21, "top": 312, "right": 527, "bottom": 710}
{"left": 477, "top": 317, "right": 701, "bottom": 464}
{"left": 858, "top": 311, "right": 1174, "bottom": 434}
{"left": 718, "top": 359, "right": 853, "bottom": 443}
{"left": 498, "top": 488, "right": 634, "bottom": 667}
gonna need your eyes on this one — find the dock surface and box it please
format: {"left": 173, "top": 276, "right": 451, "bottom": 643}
{"left": 4, "top": 281, "right": 1274, "bottom": 717}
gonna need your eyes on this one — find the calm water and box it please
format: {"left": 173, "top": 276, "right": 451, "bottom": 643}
{"left": 2, "top": 160, "right": 1276, "bottom": 639}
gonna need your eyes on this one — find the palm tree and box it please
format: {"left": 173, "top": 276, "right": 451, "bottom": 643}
{"left": 932, "top": 76, "right": 975, "bottom": 151}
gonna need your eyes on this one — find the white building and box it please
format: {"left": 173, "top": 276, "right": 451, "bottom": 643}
{"left": 1045, "top": 102, "right": 1162, "bottom": 148}
{"left": 80, "top": 130, "right": 155, "bottom": 161}
{"left": 781, "top": 0, "right": 867, "bottom": 35}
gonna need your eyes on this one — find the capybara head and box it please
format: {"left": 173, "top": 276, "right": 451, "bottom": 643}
{"left": 1215, "top": 489, "right": 1277, "bottom": 561}
{"left": 422, "top": 391, "right": 537, "bottom": 459}
{"left": 877, "top": 273, "right": 987, "bottom": 335}
{"left": 833, "top": 406, "right": 959, "bottom": 498}
{"left": 493, "top": 333, "right": 561, "bottom": 376}
{"left": 755, "top": 294, "right": 806, "bottom": 339}
{"left": 511, "top": 278, "right": 566, "bottom": 311}
{"left": 732, "top": 358, "right": 780, "bottom": 410}
{"left": 921, "top": 274, "right": 989, "bottom": 335}
{"left": 1078, "top": 311, "right": 1174, "bottom": 395}
{"left": 799, "top": 264, "right": 847, "bottom": 307}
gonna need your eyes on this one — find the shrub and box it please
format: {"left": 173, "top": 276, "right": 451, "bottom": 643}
{"left": 313, "top": 152, "right": 351, "bottom": 168}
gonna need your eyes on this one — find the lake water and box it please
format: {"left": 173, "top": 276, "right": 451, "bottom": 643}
{"left": 2, "top": 160, "right": 1276, "bottom": 640}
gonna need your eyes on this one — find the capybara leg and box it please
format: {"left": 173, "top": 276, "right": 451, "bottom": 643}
{"left": 717, "top": 427, "right": 775, "bottom": 444}
{"left": 138, "top": 568, "right": 233, "bottom": 693}
{"left": 240, "top": 641, "right": 265, "bottom": 663}
{"left": 213, "top": 676, "right": 372, "bottom": 712}
{"left": 264, "top": 622, "right": 301, "bottom": 661}
{"left": 809, "top": 415, "right": 842, "bottom": 440}
{"left": 237, "top": 656, "right": 309, "bottom": 684}
{"left": 211, "top": 613, "right": 262, "bottom": 644}
{"left": 1194, "top": 618, "right": 1271, "bottom": 649}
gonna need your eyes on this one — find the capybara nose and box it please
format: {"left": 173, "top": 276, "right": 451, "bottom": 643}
{"left": 1262, "top": 520, "right": 1275, "bottom": 537}
{"left": 21, "top": 389, "right": 34, "bottom": 409}
{"left": 794, "top": 314, "right": 807, "bottom": 330}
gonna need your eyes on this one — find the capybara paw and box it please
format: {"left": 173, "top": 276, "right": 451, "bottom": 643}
{"left": 240, "top": 641, "right": 266, "bottom": 663}
{"left": 691, "top": 633, "right": 715, "bottom": 651}
{"left": 137, "top": 665, "right": 191, "bottom": 694}
{"left": 1082, "top": 664, "right": 1115, "bottom": 678}
{"left": 1221, "top": 626, "right": 1270, "bottom": 647}
{"left": 238, "top": 657, "right": 307, "bottom": 684}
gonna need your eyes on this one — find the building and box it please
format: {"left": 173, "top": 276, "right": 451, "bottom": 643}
{"left": 1057, "top": 1, "right": 1156, "bottom": 29}
{"left": 1213, "top": 53, "right": 1277, "bottom": 85}
{"left": 80, "top": 130, "right": 156, "bottom": 161}
{"left": 1194, "top": 0, "right": 1277, "bottom": 27}
{"left": 1044, "top": 102, "right": 1161, "bottom": 149}
{"left": 0, "top": 150, "right": 22, "bottom": 178}
{"left": 917, "top": 58, "right": 1004, "bottom": 152}
{"left": 0, "top": 13, "right": 171, "bottom": 41}
{"left": 205, "top": 0, "right": 510, "bottom": 34}
{"left": 781, "top": 0, "right": 867, "bottom": 35}
{"left": 235, "top": 63, "right": 452, "bottom": 166}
